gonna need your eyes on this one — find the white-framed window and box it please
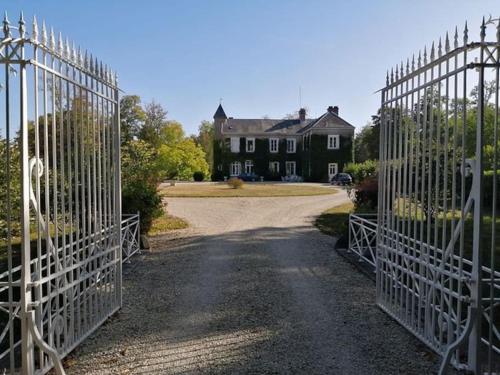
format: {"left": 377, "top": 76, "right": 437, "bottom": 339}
{"left": 230, "top": 137, "right": 240, "bottom": 153}
{"left": 286, "top": 138, "right": 296, "bottom": 153}
{"left": 246, "top": 137, "right": 255, "bottom": 153}
{"left": 328, "top": 163, "right": 338, "bottom": 179}
{"left": 245, "top": 160, "right": 254, "bottom": 174}
{"left": 269, "top": 161, "right": 280, "bottom": 173}
{"left": 230, "top": 161, "right": 241, "bottom": 176}
{"left": 285, "top": 161, "right": 296, "bottom": 176}
{"left": 328, "top": 135, "right": 340, "bottom": 150}
{"left": 269, "top": 138, "right": 279, "bottom": 153}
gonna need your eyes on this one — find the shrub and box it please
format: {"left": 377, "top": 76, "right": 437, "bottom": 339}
{"left": 227, "top": 177, "right": 244, "bottom": 189}
{"left": 193, "top": 171, "right": 204, "bottom": 181}
{"left": 352, "top": 176, "right": 378, "bottom": 210}
{"left": 122, "top": 181, "right": 163, "bottom": 234}
{"left": 344, "top": 160, "right": 378, "bottom": 183}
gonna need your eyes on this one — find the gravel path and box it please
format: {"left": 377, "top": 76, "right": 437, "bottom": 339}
{"left": 67, "top": 190, "right": 443, "bottom": 374}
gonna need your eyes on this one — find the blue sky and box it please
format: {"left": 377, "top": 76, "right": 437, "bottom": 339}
{"left": 4, "top": 0, "right": 499, "bottom": 135}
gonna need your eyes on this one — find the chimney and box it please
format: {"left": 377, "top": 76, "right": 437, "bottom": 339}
{"left": 299, "top": 108, "right": 306, "bottom": 122}
{"left": 327, "top": 106, "right": 339, "bottom": 115}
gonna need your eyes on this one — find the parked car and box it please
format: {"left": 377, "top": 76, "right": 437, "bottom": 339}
{"left": 238, "top": 172, "right": 259, "bottom": 182}
{"left": 330, "top": 173, "right": 352, "bottom": 186}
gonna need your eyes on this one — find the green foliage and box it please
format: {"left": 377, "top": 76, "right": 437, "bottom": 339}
{"left": 157, "top": 138, "right": 210, "bottom": 181}
{"left": 121, "top": 140, "right": 163, "bottom": 233}
{"left": 193, "top": 171, "right": 205, "bottom": 181}
{"left": 227, "top": 177, "right": 244, "bottom": 189}
{"left": 122, "top": 182, "right": 163, "bottom": 234}
{"left": 354, "top": 121, "right": 379, "bottom": 162}
{"left": 195, "top": 120, "right": 214, "bottom": 173}
{"left": 138, "top": 100, "right": 168, "bottom": 148}
{"left": 344, "top": 160, "right": 378, "bottom": 183}
{"left": 0, "top": 139, "right": 21, "bottom": 239}
{"left": 351, "top": 176, "right": 378, "bottom": 211}
{"left": 120, "top": 95, "right": 145, "bottom": 143}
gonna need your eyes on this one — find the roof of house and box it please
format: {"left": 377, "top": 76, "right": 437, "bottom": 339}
{"left": 213, "top": 105, "right": 355, "bottom": 136}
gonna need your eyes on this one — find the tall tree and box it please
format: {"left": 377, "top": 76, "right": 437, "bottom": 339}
{"left": 120, "top": 95, "right": 146, "bottom": 143}
{"left": 195, "top": 120, "right": 214, "bottom": 172}
{"left": 139, "top": 100, "right": 168, "bottom": 147}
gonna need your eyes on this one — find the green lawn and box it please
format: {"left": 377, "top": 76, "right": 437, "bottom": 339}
{"left": 161, "top": 183, "right": 337, "bottom": 198}
{"left": 314, "top": 201, "right": 355, "bottom": 237}
{"left": 149, "top": 212, "right": 188, "bottom": 236}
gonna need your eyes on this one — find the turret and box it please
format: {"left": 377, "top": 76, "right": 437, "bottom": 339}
{"left": 213, "top": 104, "right": 227, "bottom": 139}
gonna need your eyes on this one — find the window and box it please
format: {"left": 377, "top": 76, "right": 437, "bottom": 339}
{"left": 269, "top": 138, "right": 279, "bottom": 153}
{"left": 246, "top": 137, "right": 255, "bottom": 152}
{"left": 245, "top": 160, "right": 254, "bottom": 174}
{"left": 230, "top": 161, "right": 241, "bottom": 176}
{"left": 285, "top": 161, "right": 296, "bottom": 176}
{"left": 328, "top": 163, "right": 338, "bottom": 178}
{"left": 286, "top": 138, "right": 296, "bottom": 153}
{"left": 328, "top": 135, "right": 340, "bottom": 150}
{"left": 269, "top": 161, "right": 280, "bottom": 173}
{"left": 230, "top": 137, "right": 240, "bottom": 153}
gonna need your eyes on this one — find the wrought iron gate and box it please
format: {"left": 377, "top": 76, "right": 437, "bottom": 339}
{"left": 0, "top": 13, "right": 121, "bottom": 374}
{"left": 378, "top": 17, "right": 500, "bottom": 373}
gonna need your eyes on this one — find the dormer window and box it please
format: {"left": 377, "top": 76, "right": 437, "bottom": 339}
{"left": 269, "top": 138, "right": 279, "bottom": 153}
{"left": 328, "top": 135, "right": 339, "bottom": 150}
{"left": 246, "top": 137, "right": 255, "bottom": 153}
{"left": 286, "top": 138, "right": 296, "bottom": 153}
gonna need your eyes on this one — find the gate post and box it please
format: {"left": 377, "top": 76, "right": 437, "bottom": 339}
{"left": 467, "top": 19, "right": 486, "bottom": 374}
{"left": 18, "top": 17, "right": 35, "bottom": 374}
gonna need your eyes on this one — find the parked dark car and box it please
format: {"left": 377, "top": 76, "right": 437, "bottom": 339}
{"left": 330, "top": 173, "right": 352, "bottom": 186}
{"left": 238, "top": 173, "right": 259, "bottom": 182}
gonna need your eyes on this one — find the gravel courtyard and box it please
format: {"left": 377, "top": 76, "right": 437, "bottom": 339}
{"left": 67, "top": 189, "right": 443, "bottom": 374}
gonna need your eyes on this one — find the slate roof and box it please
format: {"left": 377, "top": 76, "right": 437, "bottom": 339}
{"left": 214, "top": 105, "right": 355, "bottom": 136}
{"left": 222, "top": 118, "right": 314, "bottom": 135}
{"left": 213, "top": 104, "right": 227, "bottom": 119}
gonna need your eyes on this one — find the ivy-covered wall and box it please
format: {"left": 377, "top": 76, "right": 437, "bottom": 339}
{"left": 213, "top": 134, "right": 352, "bottom": 182}
{"left": 303, "top": 134, "right": 353, "bottom": 182}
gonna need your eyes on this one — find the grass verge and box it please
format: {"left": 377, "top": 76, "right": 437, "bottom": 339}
{"left": 314, "top": 201, "right": 354, "bottom": 237}
{"left": 149, "top": 212, "right": 188, "bottom": 236}
{"left": 161, "top": 183, "right": 337, "bottom": 198}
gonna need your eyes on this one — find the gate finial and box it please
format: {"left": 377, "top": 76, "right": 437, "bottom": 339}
{"left": 406, "top": 58, "right": 410, "bottom": 75}
{"left": 400, "top": 61, "right": 404, "bottom": 78}
{"left": 386, "top": 70, "right": 389, "bottom": 86}
{"left": 423, "top": 46, "right": 427, "bottom": 64}
{"left": 480, "top": 16, "right": 486, "bottom": 41}
{"left": 417, "top": 51, "right": 422, "bottom": 68}
{"left": 430, "top": 42, "right": 435, "bottom": 61}
{"left": 395, "top": 64, "right": 399, "bottom": 81}
{"left": 3, "top": 12, "right": 10, "bottom": 39}
{"left": 390, "top": 67, "right": 394, "bottom": 84}
{"left": 83, "top": 50, "right": 89, "bottom": 69}
{"left": 445, "top": 32, "right": 450, "bottom": 53}
{"left": 65, "top": 38, "right": 71, "bottom": 60}
{"left": 411, "top": 54, "right": 415, "bottom": 72}
{"left": 454, "top": 26, "right": 459, "bottom": 49}
{"left": 497, "top": 17, "right": 500, "bottom": 42}
{"left": 41, "top": 21, "right": 47, "bottom": 45}
{"left": 437, "top": 38, "right": 442, "bottom": 57}
{"left": 58, "top": 32, "right": 64, "bottom": 56}
{"left": 49, "top": 27, "right": 55, "bottom": 52}
{"left": 32, "top": 15, "right": 38, "bottom": 43}
{"left": 18, "top": 11, "right": 25, "bottom": 39}
{"left": 71, "top": 42, "right": 76, "bottom": 63}
{"left": 463, "top": 21, "right": 468, "bottom": 44}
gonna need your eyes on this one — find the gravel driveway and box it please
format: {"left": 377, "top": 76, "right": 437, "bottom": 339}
{"left": 67, "top": 190, "right": 443, "bottom": 374}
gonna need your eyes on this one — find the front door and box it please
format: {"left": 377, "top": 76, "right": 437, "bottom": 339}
{"left": 328, "top": 163, "right": 338, "bottom": 181}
